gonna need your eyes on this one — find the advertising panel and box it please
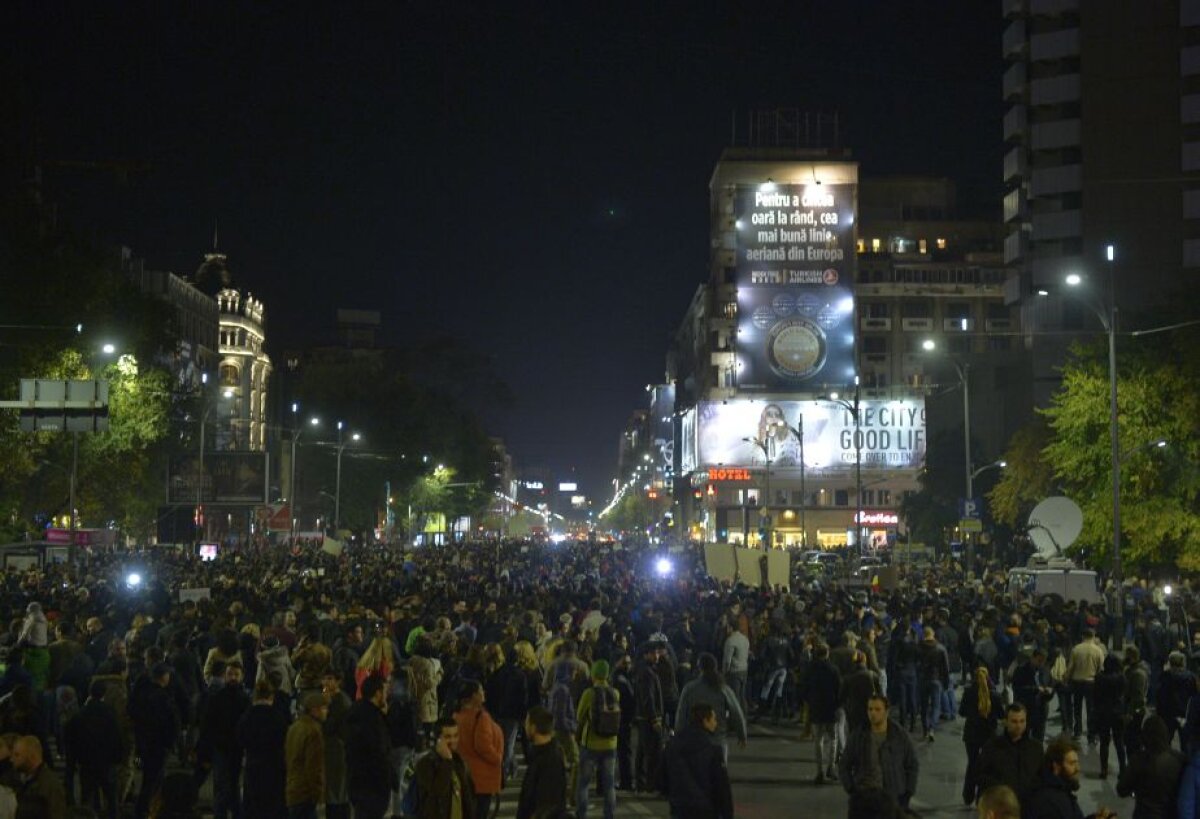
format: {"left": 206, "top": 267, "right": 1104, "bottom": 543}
{"left": 169, "top": 452, "right": 268, "bottom": 504}
{"left": 680, "top": 407, "right": 697, "bottom": 475}
{"left": 694, "top": 398, "right": 925, "bottom": 471}
{"left": 649, "top": 384, "right": 676, "bottom": 473}
{"left": 734, "top": 182, "right": 857, "bottom": 391}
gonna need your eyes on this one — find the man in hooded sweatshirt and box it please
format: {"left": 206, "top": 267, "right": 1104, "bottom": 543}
{"left": 660, "top": 703, "right": 734, "bottom": 819}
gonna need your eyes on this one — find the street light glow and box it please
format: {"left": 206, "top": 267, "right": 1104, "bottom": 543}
{"left": 1065, "top": 273, "right": 1082, "bottom": 286}
{"left": 101, "top": 343, "right": 116, "bottom": 354}
{"left": 221, "top": 388, "right": 234, "bottom": 399}
{"left": 352, "top": 433, "right": 361, "bottom": 441}
{"left": 921, "top": 339, "right": 936, "bottom": 351}
{"left": 310, "top": 417, "right": 320, "bottom": 426}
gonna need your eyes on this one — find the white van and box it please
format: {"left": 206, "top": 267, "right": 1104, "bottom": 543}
{"left": 1007, "top": 559, "right": 1102, "bottom": 606}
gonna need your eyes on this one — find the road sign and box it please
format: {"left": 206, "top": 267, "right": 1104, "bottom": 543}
{"left": 13, "top": 379, "right": 109, "bottom": 431}
{"left": 959, "top": 518, "right": 983, "bottom": 533}
{"left": 958, "top": 496, "right": 983, "bottom": 520}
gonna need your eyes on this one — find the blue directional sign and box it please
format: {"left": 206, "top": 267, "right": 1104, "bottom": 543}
{"left": 959, "top": 497, "right": 983, "bottom": 520}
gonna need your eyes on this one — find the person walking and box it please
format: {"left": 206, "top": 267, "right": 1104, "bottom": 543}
{"left": 285, "top": 692, "right": 328, "bottom": 819}
{"left": 1155, "top": 652, "right": 1195, "bottom": 751}
{"left": 574, "top": 660, "right": 619, "bottom": 819}
{"left": 1064, "top": 628, "right": 1105, "bottom": 746}
{"left": 720, "top": 628, "right": 749, "bottom": 713}
{"left": 452, "top": 680, "right": 503, "bottom": 819}
{"left": 516, "top": 706, "right": 566, "bottom": 819}
{"left": 1011, "top": 649, "right": 1053, "bottom": 743}
{"left": 1092, "top": 655, "right": 1126, "bottom": 779}
{"left": 960, "top": 664, "right": 1001, "bottom": 807}
{"left": 62, "top": 679, "right": 125, "bottom": 819}
{"left": 129, "top": 663, "right": 179, "bottom": 819}
{"left": 320, "top": 670, "right": 352, "bottom": 819}
{"left": 412, "top": 718, "right": 476, "bottom": 819}
{"left": 633, "top": 642, "right": 665, "bottom": 793}
{"left": 674, "top": 653, "right": 747, "bottom": 763}
{"left": 838, "top": 695, "right": 919, "bottom": 813}
{"left": 803, "top": 643, "right": 841, "bottom": 785}
{"left": 1121, "top": 645, "right": 1150, "bottom": 756}
{"left": 1024, "top": 736, "right": 1117, "bottom": 819}
{"left": 976, "top": 703, "right": 1043, "bottom": 804}
{"left": 548, "top": 661, "right": 580, "bottom": 805}
{"left": 9, "top": 736, "right": 66, "bottom": 819}
{"left": 199, "top": 660, "right": 250, "bottom": 819}
{"left": 1116, "top": 715, "right": 1185, "bottom": 818}
{"left": 238, "top": 679, "right": 290, "bottom": 819}
{"left": 345, "top": 676, "right": 398, "bottom": 819}
{"left": 660, "top": 703, "right": 734, "bottom": 819}
{"left": 917, "top": 630, "right": 951, "bottom": 742}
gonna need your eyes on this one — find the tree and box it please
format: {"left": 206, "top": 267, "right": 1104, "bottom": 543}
{"left": 988, "top": 418, "right": 1055, "bottom": 528}
{"left": 991, "top": 322, "right": 1200, "bottom": 571}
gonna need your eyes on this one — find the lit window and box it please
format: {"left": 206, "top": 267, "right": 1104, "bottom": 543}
{"left": 871, "top": 238, "right": 881, "bottom": 253}
{"left": 918, "top": 239, "right": 928, "bottom": 254}
{"left": 936, "top": 237, "right": 947, "bottom": 250}
{"left": 856, "top": 238, "right": 865, "bottom": 253}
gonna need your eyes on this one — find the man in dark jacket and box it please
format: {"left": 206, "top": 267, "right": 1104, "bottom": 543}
{"left": 199, "top": 660, "right": 250, "bottom": 819}
{"left": 840, "top": 651, "right": 882, "bottom": 737}
{"left": 839, "top": 694, "right": 919, "bottom": 810}
{"left": 237, "top": 679, "right": 290, "bottom": 819}
{"left": 660, "top": 703, "right": 734, "bottom": 819}
{"left": 610, "top": 654, "right": 636, "bottom": 791}
{"left": 1012, "top": 650, "right": 1054, "bottom": 742}
{"left": 632, "top": 642, "right": 664, "bottom": 792}
{"left": 516, "top": 706, "right": 566, "bottom": 819}
{"left": 917, "top": 630, "right": 951, "bottom": 741}
{"left": 1155, "top": 652, "right": 1195, "bottom": 750}
{"left": 64, "top": 679, "right": 126, "bottom": 819}
{"left": 129, "top": 663, "right": 180, "bottom": 819}
{"left": 805, "top": 643, "right": 841, "bottom": 784}
{"left": 412, "top": 718, "right": 476, "bottom": 819}
{"left": 345, "top": 675, "right": 397, "bottom": 819}
{"left": 9, "top": 735, "right": 66, "bottom": 819}
{"left": 976, "top": 703, "right": 1044, "bottom": 803}
{"left": 1022, "top": 736, "right": 1116, "bottom": 819}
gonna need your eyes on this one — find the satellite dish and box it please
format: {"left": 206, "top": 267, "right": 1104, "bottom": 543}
{"left": 1027, "top": 496, "right": 1083, "bottom": 557}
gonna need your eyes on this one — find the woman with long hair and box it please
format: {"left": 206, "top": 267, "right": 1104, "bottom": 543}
{"left": 959, "top": 663, "right": 1000, "bottom": 806}
{"left": 453, "top": 680, "right": 503, "bottom": 819}
{"left": 673, "top": 652, "right": 747, "bottom": 761}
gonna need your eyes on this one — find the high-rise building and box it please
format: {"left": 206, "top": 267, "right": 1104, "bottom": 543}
{"left": 1002, "top": 0, "right": 1200, "bottom": 399}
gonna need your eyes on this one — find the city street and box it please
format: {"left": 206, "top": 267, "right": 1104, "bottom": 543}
{"left": 493, "top": 704, "right": 1138, "bottom": 818}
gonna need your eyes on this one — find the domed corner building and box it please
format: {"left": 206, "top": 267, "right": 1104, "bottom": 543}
{"left": 194, "top": 248, "right": 272, "bottom": 454}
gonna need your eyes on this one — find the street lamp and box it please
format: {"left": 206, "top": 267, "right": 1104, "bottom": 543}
{"left": 1063, "top": 246, "right": 1122, "bottom": 638}
{"left": 972, "top": 460, "right": 1007, "bottom": 481}
{"left": 922, "top": 338, "right": 978, "bottom": 570}
{"left": 781, "top": 415, "right": 807, "bottom": 549}
{"left": 288, "top": 404, "right": 320, "bottom": 540}
{"left": 823, "top": 377, "right": 863, "bottom": 556}
{"left": 742, "top": 436, "right": 772, "bottom": 548}
{"left": 196, "top": 387, "right": 234, "bottom": 542}
{"left": 333, "top": 421, "right": 362, "bottom": 532}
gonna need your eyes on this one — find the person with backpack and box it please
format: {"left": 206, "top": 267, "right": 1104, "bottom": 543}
{"left": 574, "top": 660, "right": 620, "bottom": 819}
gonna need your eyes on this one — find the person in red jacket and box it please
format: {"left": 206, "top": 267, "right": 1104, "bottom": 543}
{"left": 453, "top": 680, "right": 504, "bottom": 819}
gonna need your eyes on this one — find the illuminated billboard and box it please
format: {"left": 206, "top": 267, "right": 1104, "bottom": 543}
{"left": 169, "top": 452, "right": 269, "bottom": 504}
{"left": 734, "top": 182, "right": 857, "bottom": 391}
{"left": 688, "top": 398, "right": 925, "bottom": 471}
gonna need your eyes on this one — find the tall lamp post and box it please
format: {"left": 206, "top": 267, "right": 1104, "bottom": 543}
{"left": 288, "top": 403, "right": 321, "bottom": 540}
{"left": 824, "top": 378, "right": 863, "bottom": 556}
{"left": 783, "top": 415, "right": 807, "bottom": 549}
{"left": 921, "top": 339, "right": 977, "bottom": 570}
{"left": 333, "top": 421, "right": 362, "bottom": 532}
{"left": 1062, "top": 243, "right": 1123, "bottom": 644}
{"left": 742, "top": 436, "right": 772, "bottom": 548}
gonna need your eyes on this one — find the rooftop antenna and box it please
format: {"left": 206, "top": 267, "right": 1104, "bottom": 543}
{"left": 212, "top": 219, "right": 219, "bottom": 252}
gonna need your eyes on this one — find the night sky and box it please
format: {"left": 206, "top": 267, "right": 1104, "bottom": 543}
{"left": 9, "top": 3, "right": 1001, "bottom": 498}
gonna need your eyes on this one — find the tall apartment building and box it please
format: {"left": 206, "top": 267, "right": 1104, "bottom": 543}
{"left": 1002, "top": 0, "right": 1200, "bottom": 399}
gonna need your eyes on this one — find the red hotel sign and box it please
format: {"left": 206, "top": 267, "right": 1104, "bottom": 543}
{"left": 708, "top": 468, "right": 753, "bottom": 482}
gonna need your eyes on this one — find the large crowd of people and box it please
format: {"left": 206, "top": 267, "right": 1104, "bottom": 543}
{"left": 0, "top": 536, "right": 1194, "bottom": 819}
